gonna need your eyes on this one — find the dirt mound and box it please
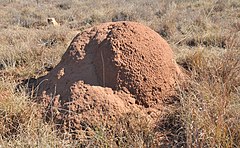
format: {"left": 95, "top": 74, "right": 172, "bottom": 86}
{"left": 37, "top": 21, "right": 183, "bottom": 108}
{"left": 35, "top": 21, "right": 184, "bottom": 140}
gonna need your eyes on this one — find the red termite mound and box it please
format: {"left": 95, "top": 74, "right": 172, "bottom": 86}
{"left": 35, "top": 21, "right": 185, "bottom": 140}
{"left": 37, "top": 21, "right": 183, "bottom": 108}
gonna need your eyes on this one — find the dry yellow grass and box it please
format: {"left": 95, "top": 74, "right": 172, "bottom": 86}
{"left": 177, "top": 49, "right": 240, "bottom": 147}
{"left": 0, "top": 0, "right": 239, "bottom": 147}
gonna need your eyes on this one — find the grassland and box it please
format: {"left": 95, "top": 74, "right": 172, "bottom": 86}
{"left": 0, "top": 0, "right": 239, "bottom": 147}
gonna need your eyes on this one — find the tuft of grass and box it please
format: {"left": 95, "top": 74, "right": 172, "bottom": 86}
{"left": 85, "top": 112, "right": 157, "bottom": 147}
{"left": 178, "top": 49, "right": 240, "bottom": 147}
{"left": 0, "top": 80, "right": 77, "bottom": 147}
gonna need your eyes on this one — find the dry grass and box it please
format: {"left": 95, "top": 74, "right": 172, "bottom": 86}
{"left": 0, "top": 80, "right": 74, "bottom": 147}
{"left": 177, "top": 49, "right": 240, "bottom": 147}
{"left": 0, "top": 0, "right": 239, "bottom": 147}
